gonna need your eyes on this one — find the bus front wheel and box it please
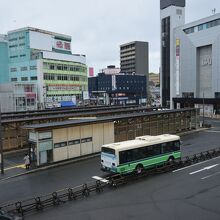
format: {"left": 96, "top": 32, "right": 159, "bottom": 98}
{"left": 135, "top": 164, "right": 144, "bottom": 174}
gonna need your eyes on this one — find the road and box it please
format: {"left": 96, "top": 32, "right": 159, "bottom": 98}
{"left": 0, "top": 118, "right": 220, "bottom": 219}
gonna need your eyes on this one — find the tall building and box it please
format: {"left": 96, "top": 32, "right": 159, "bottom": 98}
{"left": 160, "top": 0, "right": 185, "bottom": 107}
{"left": 0, "top": 35, "right": 9, "bottom": 84}
{"left": 161, "top": 0, "right": 220, "bottom": 115}
{"left": 0, "top": 27, "right": 87, "bottom": 111}
{"left": 120, "top": 41, "right": 149, "bottom": 76}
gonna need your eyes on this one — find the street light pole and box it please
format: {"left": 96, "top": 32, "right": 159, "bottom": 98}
{"left": 203, "top": 92, "right": 205, "bottom": 127}
{"left": 0, "top": 104, "right": 4, "bottom": 174}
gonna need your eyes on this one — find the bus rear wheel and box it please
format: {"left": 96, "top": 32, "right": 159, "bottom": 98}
{"left": 135, "top": 164, "right": 144, "bottom": 174}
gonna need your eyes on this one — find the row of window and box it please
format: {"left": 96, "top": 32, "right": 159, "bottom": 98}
{"left": 43, "top": 63, "right": 87, "bottom": 73}
{"left": 47, "top": 85, "right": 82, "bottom": 91}
{"left": 54, "top": 137, "right": 93, "bottom": 148}
{"left": 184, "top": 18, "right": 220, "bottom": 34}
{"left": 9, "top": 43, "right": 25, "bottom": 48}
{"left": 9, "top": 54, "right": 26, "bottom": 59}
{"left": 9, "top": 36, "right": 25, "bottom": 42}
{"left": 119, "top": 141, "right": 180, "bottom": 164}
{"left": 10, "top": 66, "right": 37, "bottom": 72}
{"left": 11, "top": 76, "right": 37, "bottom": 82}
{"left": 43, "top": 73, "right": 87, "bottom": 82}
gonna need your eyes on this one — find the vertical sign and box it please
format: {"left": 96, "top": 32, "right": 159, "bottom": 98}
{"left": 176, "top": 39, "right": 180, "bottom": 96}
{"left": 89, "top": 67, "right": 94, "bottom": 77}
{"left": 112, "top": 75, "right": 116, "bottom": 90}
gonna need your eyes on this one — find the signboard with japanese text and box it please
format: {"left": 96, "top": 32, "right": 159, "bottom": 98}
{"left": 53, "top": 39, "right": 71, "bottom": 51}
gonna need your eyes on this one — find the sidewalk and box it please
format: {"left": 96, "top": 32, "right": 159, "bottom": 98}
{"left": 0, "top": 127, "right": 209, "bottom": 182}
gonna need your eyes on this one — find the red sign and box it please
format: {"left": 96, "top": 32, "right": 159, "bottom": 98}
{"left": 56, "top": 41, "right": 63, "bottom": 49}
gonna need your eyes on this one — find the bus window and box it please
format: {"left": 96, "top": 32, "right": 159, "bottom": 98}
{"left": 162, "top": 142, "right": 173, "bottom": 153}
{"left": 173, "top": 141, "right": 180, "bottom": 151}
{"left": 101, "top": 147, "right": 115, "bottom": 155}
{"left": 119, "top": 150, "right": 133, "bottom": 164}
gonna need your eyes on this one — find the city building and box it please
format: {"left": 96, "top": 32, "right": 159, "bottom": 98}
{"left": 0, "top": 27, "right": 87, "bottom": 111}
{"left": 0, "top": 35, "right": 9, "bottom": 84}
{"left": 160, "top": 0, "right": 220, "bottom": 115}
{"left": 88, "top": 73, "right": 147, "bottom": 105}
{"left": 160, "top": 0, "right": 185, "bottom": 108}
{"left": 149, "top": 73, "right": 160, "bottom": 87}
{"left": 120, "top": 41, "right": 149, "bottom": 76}
{"left": 100, "top": 65, "right": 120, "bottom": 75}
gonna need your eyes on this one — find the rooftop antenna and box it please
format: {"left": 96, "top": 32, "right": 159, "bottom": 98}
{"left": 212, "top": 8, "right": 216, "bottom": 14}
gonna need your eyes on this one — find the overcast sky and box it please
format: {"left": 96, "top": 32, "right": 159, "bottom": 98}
{"left": 1, "top": 0, "right": 220, "bottom": 73}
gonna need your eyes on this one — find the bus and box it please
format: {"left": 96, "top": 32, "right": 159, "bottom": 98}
{"left": 101, "top": 134, "right": 181, "bottom": 174}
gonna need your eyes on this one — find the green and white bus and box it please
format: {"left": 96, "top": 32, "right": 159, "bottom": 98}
{"left": 101, "top": 134, "right": 181, "bottom": 174}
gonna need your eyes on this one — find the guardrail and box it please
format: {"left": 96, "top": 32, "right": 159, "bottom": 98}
{"left": 1, "top": 147, "right": 220, "bottom": 219}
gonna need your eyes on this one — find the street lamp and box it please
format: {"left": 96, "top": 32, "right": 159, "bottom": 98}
{"left": 203, "top": 92, "right": 205, "bottom": 127}
{"left": 0, "top": 104, "right": 4, "bottom": 174}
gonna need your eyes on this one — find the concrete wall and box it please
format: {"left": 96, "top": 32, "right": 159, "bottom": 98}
{"left": 173, "top": 14, "right": 220, "bottom": 101}
{"left": 52, "top": 122, "right": 114, "bottom": 162}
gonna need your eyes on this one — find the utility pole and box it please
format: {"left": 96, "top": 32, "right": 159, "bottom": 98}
{"left": 0, "top": 104, "right": 4, "bottom": 174}
{"left": 203, "top": 92, "right": 205, "bottom": 127}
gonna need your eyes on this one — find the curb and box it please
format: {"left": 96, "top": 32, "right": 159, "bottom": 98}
{"left": 178, "top": 127, "right": 209, "bottom": 137}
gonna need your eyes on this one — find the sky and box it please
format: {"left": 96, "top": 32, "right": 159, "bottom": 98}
{"left": 1, "top": 0, "right": 220, "bottom": 74}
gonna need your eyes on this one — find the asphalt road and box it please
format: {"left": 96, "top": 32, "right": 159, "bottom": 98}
{"left": 0, "top": 118, "right": 220, "bottom": 219}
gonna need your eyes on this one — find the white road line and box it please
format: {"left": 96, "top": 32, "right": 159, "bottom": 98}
{"left": 205, "top": 130, "right": 220, "bottom": 133}
{"left": 189, "top": 164, "right": 219, "bottom": 175}
{"left": 201, "top": 171, "right": 220, "bottom": 180}
{"left": 173, "top": 155, "right": 220, "bottom": 173}
{"left": 92, "top": 176, "right": 109, "bottom": 183}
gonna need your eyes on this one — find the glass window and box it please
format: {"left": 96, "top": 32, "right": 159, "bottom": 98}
{"left": 21, "top": 66, "right": 27, "bottom": 71}
{"left": 102, "top": 147, "right": 115, "bottom": 155}
{"left": 30, "top": 76, "right": 37, "bottom": 80}
{"left": 21, "top": 77, "right": 28, "bottom": 81}
{"left": 11, "top": 78, "right": 17, "bottom": 82}
{"left": 68, "top": 139, "right": 80, "bottom": 145}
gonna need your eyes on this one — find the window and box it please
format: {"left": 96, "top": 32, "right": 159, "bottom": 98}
{"left": 162, "top": 142, "right": 180, "bottom": 153}
{"left": 215, "top": 92, "right": 220, "bottom": 99}
{"left": 11, "top": 78, "right": 17, "bottom": 82}
{"left": 30, "top": 76, "right": 37, "bottom": 80}
{"left": 101, "top": 147, "right": 115, "bottom": 155}
{"left": 176, "top": 9, "right": 182, "bottom": 15}
{"left": 10, "top": 68, "right": 17, "bottom": 72}
{"left": 21, "top": 77, "right": 28, "bottom": 81}
{"left": 68, "top": 139, "right": 80, "bottom": 145}
{"left": 20, "top": 54, "right": 26, "bottom": 57}
{"left": 49, "top": 65, "right": 55, "bottom": 70}
{"left": 54, "top": 142, "right": 67, "bottom": 148}
{"left": 21, "top": 66, "right": 27, "bottom": 71}
{"left": 30, "top": 66, "right": 37, "bottom": 70}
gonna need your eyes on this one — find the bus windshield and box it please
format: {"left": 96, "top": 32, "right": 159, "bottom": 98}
{"left": 101, "top": 147, "right": 115, "bottom": 155}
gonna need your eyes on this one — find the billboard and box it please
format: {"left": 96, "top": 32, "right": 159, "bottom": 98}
{"left": 53, "top": 39, "right": 71, "bottom": 52}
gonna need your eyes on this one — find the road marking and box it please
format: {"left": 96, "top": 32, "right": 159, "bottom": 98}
{"left": 205, "top": 130, "right": 220, "bottom": 133}
{"left": 4, "top": 164, "right": 25, "bottom": 171}
{"left": 201, "top": 171, "right": 220, "bottom": 180}
{"left": 189, "top": 164, "right": 219, "bottom": 175}
{"left": 92, "top": 176, "right": 109, "bottom": 183}
{"left": 173, "top": 155, "right": 220, "bottom": 173}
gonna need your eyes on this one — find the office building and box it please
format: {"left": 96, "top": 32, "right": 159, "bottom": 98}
{"left": 120, "top": 41, "right": 149, "bottom": 76}
{"left": 0, "top": 27, "right": 87, "bottom": 111}
{"left": 160, "top": 0, "right": 220, "bottom": 115}
{"left": 88, "top": 73, "right": 147, "bottom": 105}
{"left": 160, "top": 0, "right": 185, "bottom": 108}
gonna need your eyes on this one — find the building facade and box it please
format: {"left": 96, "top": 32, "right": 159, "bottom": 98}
{"left": 160, "top": 0, "right": 185, "bottom": 108}
{"left": 0, "top": 27, "right": 87, "bottom": 111}
{"left": 160, "top": 0, "right": 220, "bottom": 115}
{"left": 120, "top": 41, "right": 149, "bottom": 76}
{"left": 100, "top": 65, "right": 120, "bottom": 75}
{"left": 88, "top": 73, "right": 147, "bottom": 105}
